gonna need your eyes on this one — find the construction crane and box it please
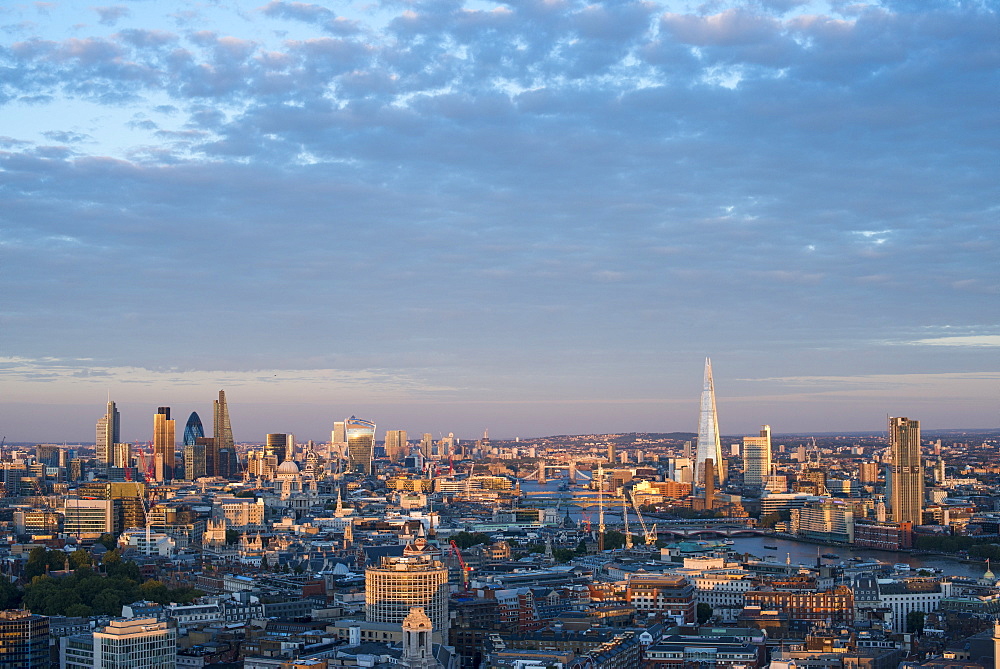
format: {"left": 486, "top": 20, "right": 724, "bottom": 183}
{"left": 597, "top": 463, "right": 606, "bottom": 552}
{"left": 623, "top": 495, "right": 633, "bottom": 549}
{"left": 449, "top": 540, "right": 472, "bottom": 592}
{"left": 629, "top": 494, "right": 657, "bottom": 546}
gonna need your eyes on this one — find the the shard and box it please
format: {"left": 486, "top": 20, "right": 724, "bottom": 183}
{"left": 696, "top": 358, "right": 723, "bottom": 485}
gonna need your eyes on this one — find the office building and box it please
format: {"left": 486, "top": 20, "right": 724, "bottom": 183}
{"left": 76, "top": 481, "right": 147, "bottom": 532}
{"left": 211, "top": 390, "right": 233, "bottom": 476}
{"left": 0, "top": 609, "right": 49, "bottom": 668}
{"left": 366, "top": 553, "right": 450, "bottom": 643}
{"left": 62, "top": 617, "right": 176, "bottom": 669}
{"left": 153, "top": 407, "right": 175, "bottom": 481}
{"left": 184, "top": 443, "right": 206, "bottom": 480}
{"left": 266, "top": 433, "right": 294, "bottom": 464}
{"left": 889, "top": 416, "right": 922, "bottom": 525}
{"left": 332, "top": 420, "right": 346, "bottom": 445}
{"left": 183, "top": 412, "right": 204, "bottom": 446}
{"left": 347, "top": 416, "right": 376, "bottom": 475}
{"left": 63, "top": 498, "right": 114, "bottom": 536}
{"left": 95, "top": 399, "right": 120, "bottom": 466}
{"left": 742, "top": 425, "right": 771, "bottom": 488}
{"left": 420, "top": 433, "right": 433, "bottom": 458}
{"left": 385, "top": 429, "right": 408, "bottom": 462}
{"left": 696, "top": 358, "right": 723, "bottom": 485}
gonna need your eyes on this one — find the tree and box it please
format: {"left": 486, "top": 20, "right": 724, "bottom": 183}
{"left": 225, "top": 529, "right": 240, "bottom": 545}
{"left": 69, "top": 548, "right": 93, "bottom": 570}
{"left": 697, "top": 603, "right": 713, "bottom": 624}
{"left": 758, "top": 512, "right": 782, "bottom": 529}
{"left": 451, "top": 531, "right": 492, "bottom": 549}
{"left": 602, "top": 531, "right": 626, "bottom": 550}
{"left": 552, "top": 548, "right": 576, "bottom": 563}
{"left": 907, "top": 610, "right": 925, "bottom": 635}
{"left": 0, "top": 578, "right": 21, "bottom": 610}
{"left": 97, "top": 534, "right": 117, "bottom": 551}
{"left": 574, "top": 540, "right": 588, "bottom": 555}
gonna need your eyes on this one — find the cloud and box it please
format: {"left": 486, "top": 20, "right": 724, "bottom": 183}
{"left": 93, "top": 6, "right": 130, "bottom": 27}
{"left": 909, "top": 336, "right": 1000, "bottom": 348}
{"left": 0, "top": 0, "right": 996, "bottom": 438}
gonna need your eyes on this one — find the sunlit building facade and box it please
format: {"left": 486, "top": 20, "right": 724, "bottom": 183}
{"left": 153, "top": 407, "right": 175, "bottom": 482}
{"left": 347, "top": 416, "right": 376, "bottom": 475}
{"left": 889, "top": 416, "right": 923, "bottom": 525}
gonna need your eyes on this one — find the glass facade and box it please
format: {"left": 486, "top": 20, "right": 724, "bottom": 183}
{"left": 183, "top": 412, "right": 204, "bottom": 447}
{"left": 0, "top": 610, "right": 49, "bottom": 668}
{"left": 346, "top": 416, "right": 376, "bottom": 475}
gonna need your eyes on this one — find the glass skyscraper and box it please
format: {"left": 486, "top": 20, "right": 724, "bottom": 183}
{"left": 346, "top": 416, "right": 376, "bottom": 475}
{"left": 183, "top": 412, "right": 205, "bottom": 446}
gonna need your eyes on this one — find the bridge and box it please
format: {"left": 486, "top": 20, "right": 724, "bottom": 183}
{"left": 519, "top": 461, "right": 593, "bottom": 483}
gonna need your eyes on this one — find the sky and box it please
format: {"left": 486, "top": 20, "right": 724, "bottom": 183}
{"left": 1, "top": 0, "right": 998, "bottom": 444}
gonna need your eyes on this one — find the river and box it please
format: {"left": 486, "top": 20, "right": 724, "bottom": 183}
{"left": 519, "top": 478, "right": 988, "bottom": 579}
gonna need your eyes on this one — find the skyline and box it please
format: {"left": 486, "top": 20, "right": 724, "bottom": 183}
{"left": 1, "top": 0, "right": 998, "bottom": 441}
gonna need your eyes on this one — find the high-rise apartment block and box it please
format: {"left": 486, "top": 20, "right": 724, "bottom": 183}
{"left": 889, "top": 416, "right": 923, "bottom": 525}
{"left": 696, "top": 358, "right": 723, "bottom": 485}
{"left": 742, "top": 425, "right": 772, "bottom": 488}
{"left": 153, "top": 407, "right": 175, "bottom": 481}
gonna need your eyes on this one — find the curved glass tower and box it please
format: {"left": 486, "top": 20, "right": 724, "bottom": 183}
{"left": 346, "top": 416, "right": 376, "bottom": 475}
{"left": 183, "top": 412, "right": 205, "bottom": 446}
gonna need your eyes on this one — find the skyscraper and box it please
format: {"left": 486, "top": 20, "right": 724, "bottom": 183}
{"left": 695, "top": 358, "right": 723, "bottom": 485}
{"left": 385, "top": 430, "right": 408, "bottom": 462}
{"left": 889, "top": 416, "right": 923, "bottom": 525}
{"left": 95, "top": 400, "right": 120, "bottom": 466}
{"left": 153, "top": 407, "right": 175, "bottom": 482}
{"left": 266, "top": 433, "right": 294, "bottom": 464}
{"left": 183, "top": 412, "right": 205, "bottom": 446}
{"left": 742, "top": 425, "right": 772, "bottom": 488}
{"left": 347, "top": 416, "right": 376, "bottom": 475}
{"left": 332, "top": 421, "right": 346, "bottom": 444}
{"left": 212, "top": 390, "right": 233, "bottom": 477}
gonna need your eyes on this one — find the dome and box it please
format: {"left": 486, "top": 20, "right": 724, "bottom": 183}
{"left": 277, "top": 459, "right": 300, "bottom": 476}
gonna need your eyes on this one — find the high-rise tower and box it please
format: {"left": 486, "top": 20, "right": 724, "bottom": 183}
{"left": 95, "top": 400, "right": 120, "bottom": 466}
{"left": 889, "top": 416, "right": 923, "bottom": 525}
{"left": 346, "top": 416, "right": 376, "bottom": 475}
{"left": 212, "top": 390, "right": 233, "bottom": 476}
{"left": 183, "top": 412, "right": 205, "bottom": 446}
{"left": 742, "top": 425, "right": 772, "bottom": 488}
{"left": 153, "top": 407, "right": 175, "bottom": 481}
{"left": 385, "top": 430, "right": 408, "bottom": 463}
{"left": 695, "top": 358, "right": 723, "bottom": 485}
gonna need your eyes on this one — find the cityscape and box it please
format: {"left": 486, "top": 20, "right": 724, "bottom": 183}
{"left": 2, "top": 0, "right": 997, "bottom": 668}
{"left": 2, "top": 359, "right": 1000, "bottom": 668}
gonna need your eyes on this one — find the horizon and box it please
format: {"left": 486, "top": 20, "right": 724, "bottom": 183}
{"left": 1, "top": 1, "right": 997, "bottom": 442}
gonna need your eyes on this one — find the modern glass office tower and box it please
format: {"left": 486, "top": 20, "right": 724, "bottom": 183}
{"left": 695, "top": 358, "right": 723, "bottom": 485}
{"left": 346, "top": 416, "right": 376, "bottom": 475}
{"left": 385, "top": 430, "right": 408, "bottom": 462}
{"left": 153, "top": 407, "right": 175, "bottom": 482}
{"left": 742, "top": 425, "right": 772, "bottom": 487}
{"left": 211, "top": 390, "right": 233, "bottom": 476}
{"left": 183, "top": 412, "right": 205, "bottom": 446}
{"left": 889, "top": 416, "right": 923, "bottom": 524}
{"left": 95, "top": 400, "right": 120, "bottom": 466}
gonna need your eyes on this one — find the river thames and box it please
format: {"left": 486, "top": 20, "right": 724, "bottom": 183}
{"left": 519, "top": 478, "right": 989, "bottom": 579}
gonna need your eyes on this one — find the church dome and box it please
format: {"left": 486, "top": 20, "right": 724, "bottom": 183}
{"left": 277, "top": 459, "right": 300, "bottom": 476}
